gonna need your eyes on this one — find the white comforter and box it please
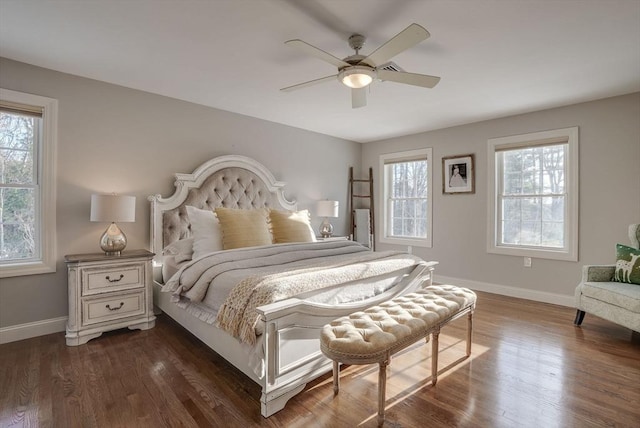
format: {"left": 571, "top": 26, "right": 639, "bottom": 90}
{"left": 163, "top": 241, "right": 424, "bottom": 344}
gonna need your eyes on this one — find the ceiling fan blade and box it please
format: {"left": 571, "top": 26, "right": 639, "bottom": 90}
{"left": 285, "top": 39, "right": 351, "bottom": 68}
{"left": 361, "top": 23, "right": 430, "bottom": 67}
{"left": 280, "top": 75, "right": 337, "bottom": 92}
{"left": 377, "top": 69, "right": 440, "bottom": 88}
{"left": 352, "top": 88, "right": 367, "bottom": 108}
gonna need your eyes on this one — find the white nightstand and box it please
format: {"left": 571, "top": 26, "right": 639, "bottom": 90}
{"left": 65, "top": 249, "right": 156, "bottom": 346}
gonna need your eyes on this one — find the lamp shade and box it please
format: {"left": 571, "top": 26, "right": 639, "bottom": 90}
{"left": 316, "top": 200, "right": 339, "bottom": 218}
{"left": 90, "top": 194, "right": 136, "bottom": 223}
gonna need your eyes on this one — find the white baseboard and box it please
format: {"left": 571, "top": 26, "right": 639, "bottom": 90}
{"left": 434, "top": 275, "right": 575, "bottom": 308}
{"left": 0, "top": 316, "right": 67, "bottom": 344}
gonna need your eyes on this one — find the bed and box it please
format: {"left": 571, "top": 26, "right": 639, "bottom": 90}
{"left": 148, "top": 154, "right": 437, "bottom": 417}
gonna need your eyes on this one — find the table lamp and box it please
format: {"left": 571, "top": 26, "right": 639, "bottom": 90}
{"left": 90, "top": 194, "right": 136, "bottom": 255}
{"left": 316, "top": 200, "right": 339, "bottom": 238}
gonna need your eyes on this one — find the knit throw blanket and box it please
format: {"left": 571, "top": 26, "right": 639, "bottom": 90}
{"left": 216, "top": 249, "right": 423, "bottom": 345}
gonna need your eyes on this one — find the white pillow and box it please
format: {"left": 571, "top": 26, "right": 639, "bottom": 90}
{"left": 162, "top": 237, "right": 194, "bottom": 263}
{"left": 186, "top": 205, "right": 224, "bottom": 259}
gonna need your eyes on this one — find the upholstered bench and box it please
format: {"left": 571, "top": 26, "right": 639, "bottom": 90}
{"left": 320, "top": 285, "right": 477, "bottom": 425}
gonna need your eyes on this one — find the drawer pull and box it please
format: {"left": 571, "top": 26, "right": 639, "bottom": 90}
{"left": 106, "top": 302, "right": 124, "bottom": 311}
{"left": 105, "top": 274, "right": 124, "bottom": 283}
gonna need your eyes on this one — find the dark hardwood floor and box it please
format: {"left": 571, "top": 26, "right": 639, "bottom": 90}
{"left": 1, "top": 291, "right": 639, "bottom": 427}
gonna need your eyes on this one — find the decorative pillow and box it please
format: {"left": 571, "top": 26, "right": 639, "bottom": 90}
{"left": 162, "top": 237, "right": 194, "bottom": 263}
{"left": 215, "top": 207, "right": 272, "bottom": 250}
{"left": 269, "top": 209, "right": 317, "bottom": 243}
{"left": 186, "top": 205, "right": 224, "bottom": 259}
{"left": 613, "top": 244, "right": 640, "bottom": 285}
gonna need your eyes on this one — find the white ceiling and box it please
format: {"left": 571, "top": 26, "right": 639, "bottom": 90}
{"left": 1, "top": 0, "right": 639, "bottom": 143}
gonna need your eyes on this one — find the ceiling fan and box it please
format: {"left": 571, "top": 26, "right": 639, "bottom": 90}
{"left": 281, "top": 23, "right": 440, "bottom": 108}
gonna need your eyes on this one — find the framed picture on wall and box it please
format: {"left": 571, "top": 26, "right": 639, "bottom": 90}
{"left": 442, "top": 154, "right": 475, "bottom": 194}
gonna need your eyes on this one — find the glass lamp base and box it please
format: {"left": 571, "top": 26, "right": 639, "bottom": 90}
{"left": 319, "top": 219, "right": 334, "bottom": 238}
{"left": 100, "top": 222, "right": 127, "bottom": 255}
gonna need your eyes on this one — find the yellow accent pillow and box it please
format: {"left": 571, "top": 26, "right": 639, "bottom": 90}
{"left": 214, "top": 207, "right": 272, "bottom": 250}
{"left": 269, "top": 209, "right": 317, "bottom": 244}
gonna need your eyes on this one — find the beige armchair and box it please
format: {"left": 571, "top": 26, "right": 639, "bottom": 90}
{"left": 574, "top": 224, "right": 640, "bottom": 333}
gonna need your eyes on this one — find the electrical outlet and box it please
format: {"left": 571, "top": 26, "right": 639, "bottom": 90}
{"left": 407, "top": 246, "right": 412, "bottom": 254}
{"left": 524, "top": 257, "right": 532, "bottom": 268}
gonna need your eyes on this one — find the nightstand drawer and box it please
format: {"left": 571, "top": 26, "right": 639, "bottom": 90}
{"left": 82, "top": 291, "right": 145, "bottom": 326}
{"left": 82, "top": 264, "right": 145, "bottom": 295}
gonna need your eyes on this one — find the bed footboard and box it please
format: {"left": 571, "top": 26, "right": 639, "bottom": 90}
{"left": 255, "top": 261, "right": 437, "bottom": 417}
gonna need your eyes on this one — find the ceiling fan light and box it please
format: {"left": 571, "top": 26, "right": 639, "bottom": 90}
{"left": 339, "top": 67, "right": 376, "bottom": 89}
{"left": 343, "top": 73, "right": 372, "bottom": 88}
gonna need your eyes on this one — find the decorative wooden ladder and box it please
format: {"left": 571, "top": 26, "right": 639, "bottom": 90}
{"left": 349, "top": 166, "right": 374, "bottom": 250}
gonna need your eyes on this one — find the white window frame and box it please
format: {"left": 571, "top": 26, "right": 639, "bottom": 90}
{"left": 487, "top": 127, "right": 578, "bottom": 261}
{"left": 379, "top": 148, "right": 433, "bottom": 248}
{"left": 0, "top": 88, "right": 57, "bottom": 277}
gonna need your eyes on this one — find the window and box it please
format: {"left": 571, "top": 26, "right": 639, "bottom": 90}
{"left": 487, "top": 127, "right": 578, "bottom": 261}
{"left": 380, "top": 148, "right": 432, "bottom": 247}
{"left": 0, "top": 88, "right": 57, "bottom": 277}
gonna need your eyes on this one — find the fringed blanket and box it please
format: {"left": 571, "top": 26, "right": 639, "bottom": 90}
{"left": 163, "top": 241, "right": 424, "bottom": 345}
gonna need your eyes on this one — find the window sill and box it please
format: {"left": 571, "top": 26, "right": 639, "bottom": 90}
{"left": 0, "top": 261, "right": 56, "bottom": 278}
{"left": 487, "top": 245, "right": 577, "bottom": 262}
{"left": 380, "top": 236, "right": 432, "bottom": 248}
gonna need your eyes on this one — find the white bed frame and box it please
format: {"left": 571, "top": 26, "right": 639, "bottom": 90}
{"left": 148, "top": 155, "right": 437, "bottom": 417}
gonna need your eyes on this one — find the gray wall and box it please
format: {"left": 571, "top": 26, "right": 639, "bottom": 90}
{"left": 362, "top": 93, "right": 640, "bottom": 302}
{"left": 1, "top": 55, "right": 638, "bottom": 330}
{"left": 0, "top": 58, "right": 361, "bottom": 328}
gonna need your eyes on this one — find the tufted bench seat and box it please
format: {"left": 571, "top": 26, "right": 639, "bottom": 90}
{"left": 320, "top": 284, "right": 477, "bottom": 425}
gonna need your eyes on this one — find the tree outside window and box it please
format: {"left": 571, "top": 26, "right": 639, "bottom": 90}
{"left": 380, "top": 148, "right": 433, "bottom": 248}
{"left": 0, "top": 89, "right": 57, "bottom": 277}
{"left": 487, "top": 127, "right": 578, "bottom": 261}
{"left": 389, "top": 160, "right": 428, "bottom": 238}
{"left": 0, "top": 111, "right": 38, "bottom": 261}
{"left": 500, "top": 144, "right": 566, "bottom": 248}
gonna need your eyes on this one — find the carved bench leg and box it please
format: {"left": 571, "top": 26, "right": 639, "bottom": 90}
{"left": 431, "top": 327, "right": 440, "bottom": 385}
{"left": 377, "top": 359, "right": 388, "bottom": 426}
{"left": 466, "top": 311, "right": 473, "bottom": 357}
{"left": 332, "top": 361, "right": 340, "bottom": 395}
{"left": 333, "top": 361, "right": 340, "bottom": 395}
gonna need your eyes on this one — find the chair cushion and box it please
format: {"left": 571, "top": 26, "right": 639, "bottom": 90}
{"left": 581, "top": 281, "right": 640, "bottom": 313}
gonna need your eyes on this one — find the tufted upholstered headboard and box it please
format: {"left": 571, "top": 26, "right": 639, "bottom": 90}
{"left": 148, "top": 155, "right": 297, "bottom": 263}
